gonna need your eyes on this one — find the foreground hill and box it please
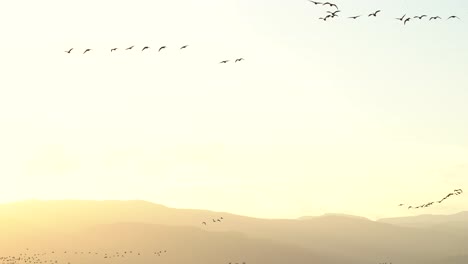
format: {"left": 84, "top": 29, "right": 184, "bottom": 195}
{"left": 1, "top": 222, "right": 340, "bottom": 264}
{"left": 1, "top": 200, "right": 468, "bottom": 264}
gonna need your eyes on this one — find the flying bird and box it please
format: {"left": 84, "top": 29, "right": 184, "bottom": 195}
{"left": 429, "top": 16, "right": 441, "bottom": 20}
{"left": 414, "top": 15, "right": 427, "bottom": 19}
{"left": 348, "top": 15, "right": 361, "bottom": 19}
{"left": 142, "top": 46, "right": 150, "bottom": 51}
{"left": 308, "top": 0, "right": 322, "bottom": 5}
{"left": 65, "top": 48, "right": 73, "bottom": 54}
{"left": 126, "top": 46, "right": 134, "bottom": 50}
{"left": 111, "top": 48, "right": 117, "bottom": 52}
{"left": 319, "top": 15, "right": 332, "bottom": 21}
{"left": 404, "top": 17, "right": 411, "bottom": 25}
{"left": 83, "top": 49, "right": 91, "bottom": 54}
{"left": 220, "top": 60, "right": 229, "bottom": 63}
{"left": 327, "top": 10, "right": 340, "bottom": 16}
{"left": 448, "top": 16, "right": 460, "bottom": 20}
{"left": 322, "top": 2, "right": 338, "bottom": 9}
{"left": 180, "top": 45, "right": 189, "bottom": 49}
{"left": 159, "top": 46, "right": 166, "bottom": 52}
{"left": 396, "top": 14, "right": 406, "bottom": 21}
{"left": 369, "top": 10, "right": 381, "bottom": 17}
{"left": 202, "top": 222, "right": 206, "bottom": 225}
{"left": 235, "top": 58, "right": 244, "bottom": 63}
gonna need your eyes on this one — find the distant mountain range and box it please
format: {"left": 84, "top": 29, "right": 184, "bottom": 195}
{"left": 1, "top": 200, "right": 467, "bottom": 264}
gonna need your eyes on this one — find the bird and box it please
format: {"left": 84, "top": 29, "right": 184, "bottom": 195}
{"left": 111, "top": 48, "right": 117, "bottom": 52}
{"left": 369, "top": 10, "right": 381, "bottom": 17}
{"left": 220, "top": 60, "right": 229, "bottom": 63}
{"left": 126, "top": 46, "right": 134, "bottom": 50}
{"left": 202, "top": 222, "right": 206, "bottom": 225}
{"left": 142, "top": 46, "right": 150, "bottom": 51}
{"left": 327, "top": 10, "right": 340, "bottom": 16}
{"left": 235, "top": 58, "right": 244, "bottom": 63}
{"left": 319, "top": 15, "right": 332, "bottom": 21}
{"left": 429, "top": 16, "right": 441, "bottom": 20}
{"left": 180, "top": 45, "right": 189, "bottom": 49}
{"left": 158, "top": 46, "right": 166, "bottom": 52}
{"left": 448, "top": 16, "right": 460, "bottom": 20}
{"left": 348, "top": 15, "right": 361, "bottom": 19}
{"left": 65, "top": 48, "right": 73, "bottom": 54}
{"left": 83, "top": 49, "right": 91, "bottom": 54}
{"left": 398, "top": 204, "right": 404, "bottom": 206}
{"left": 322, "top": 2, "right": 338, "bottom": 9}
{"left": 404, "top": 17, "right": 411, "bottom": 25}
{"left": 414, "top": 15, "right": 427, "bottom": 19}
{"left": 396, "top": 14, "right": 406, "bottom": 21}
{"left": 308, "top": 0, "right": 322, "bottom": 5}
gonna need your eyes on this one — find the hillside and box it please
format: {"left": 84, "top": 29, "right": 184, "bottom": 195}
{"left": 1, "top": 200, "right": 468, "bottom": 264}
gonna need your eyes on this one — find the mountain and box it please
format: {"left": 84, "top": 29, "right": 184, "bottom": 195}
{"left": 1, "top": 200, "right": 468, "bottom": 264}
{"left": 378, "top": 211, "right": 468, "bottom": 228}
{"left": 298, "top": 213, "right": 371, "bottom": 221}
{"left": 1, "top": 222, "right": 340, "bottom": 264}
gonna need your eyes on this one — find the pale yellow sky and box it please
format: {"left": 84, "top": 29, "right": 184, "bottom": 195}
{"left": 0, "top": 0, "right": 467, "bottom": 220}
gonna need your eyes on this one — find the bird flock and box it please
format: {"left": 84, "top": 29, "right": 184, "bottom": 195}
{"left": 201, "top": 216, "right": 224, "bottom": 225}
{"left": 64, "top": 45, "right": 245, "bottom": 64}
{"left": 399, "top": 189, "right": 463, "bottom": 210}
{"left": 1, "top": 248, "right": 169, "bottom": 264}
{"left": 308, "top": 1, "right": 461, "bottom": 24}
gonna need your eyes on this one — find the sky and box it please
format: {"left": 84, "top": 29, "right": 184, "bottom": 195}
{"left": 0, "top": 0, "right": 467, "bottom": 220}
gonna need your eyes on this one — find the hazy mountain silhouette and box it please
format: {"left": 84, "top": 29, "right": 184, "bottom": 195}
{"left": 378, "top": 211, "right": 468, "bottom": 228}
{"left": 298, "top": 213, "right": 371, "bottom": 221}
{"left": 1, "top": 200, "right": 468, "bottom": 264}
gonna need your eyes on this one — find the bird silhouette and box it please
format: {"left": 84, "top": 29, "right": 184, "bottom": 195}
{"left": 180, "top": 45, "right": 189, "bottom": 49}
{"left": 327, "top": 10, "right": 340, "bottom": 16}
{"left": 83, "top": 49, "right": 91, "bottom": 54}
{"left": 65, "top": 48, "right": 73, "bottom": 54}
{"left": 369, "top": 10, "right": 381, "bottom": 17}
{"left": 429, "top": 16, "right": 441, "bottom": 20}
{"left": 235, "top": 58, "right": 244, "bottom": 63}
{"left": 322, "top": 2, "right": 338, "bottom": 9}
{"left": 404, "top": 17, "right": 411, "bottom": 25}
{"left": 142, "top": 46, "right": 150, "bottom": 51}
{"left": 126, "top": 46, "right": 134, "bottom": 50}
{"left": 220, "top": 60, "right": 229, "bottom": 64}
{"left": 111, "top": 48, "right": 117, "bottom": 52}
{"left": 308, "top": 0, "right": 322, "bottom": 5}
{"left": 448, "top": 16, "right": 460, "bottom": 20}
{"left": 414, "top": 15, "right": 427, "bottom": 19}
{"left": 396, "top": 14, "right": 406, "bottom": 21}
{"left": 159, "top": 46, "right": 166, "bottom": 52}
{"left": 319, "top": 15, "right": 332, "bottom": 21}
{"left": 348, "top": 15, "right": 361, "bottom": 19}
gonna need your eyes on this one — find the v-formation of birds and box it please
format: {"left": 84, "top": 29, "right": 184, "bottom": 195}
{"left": 65, "top": 45, "right": 245, "bottom": 64}
{"left": 399, "top": 189, "right": 463, "bottom": 210}
{"left": 309, "top": 1, "right": 461, "bottom": 24}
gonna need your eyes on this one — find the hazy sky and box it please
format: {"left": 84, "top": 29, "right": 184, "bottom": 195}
{"left": 0, "top": 0, "right": 467, "bottom": 220}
